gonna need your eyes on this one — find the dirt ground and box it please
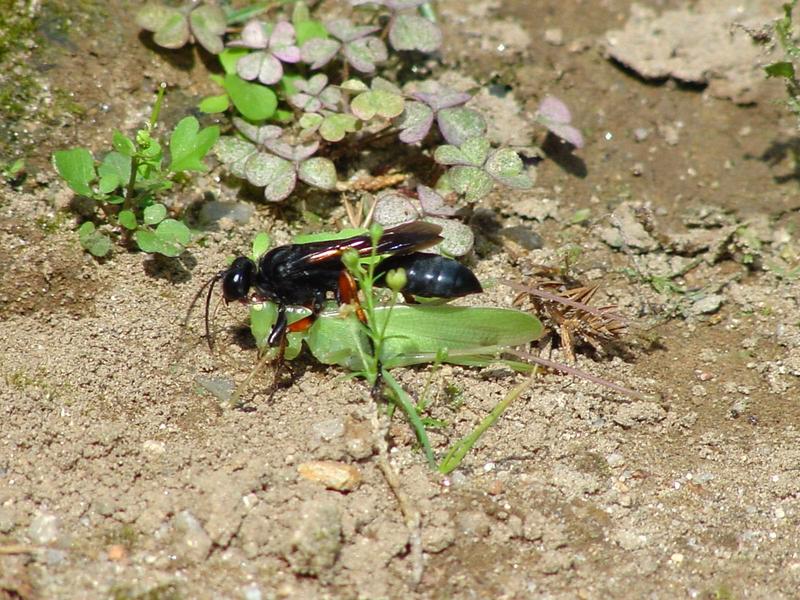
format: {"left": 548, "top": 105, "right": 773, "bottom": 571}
{"left": 2, "top": 0, "right": 800, "bottom": 598}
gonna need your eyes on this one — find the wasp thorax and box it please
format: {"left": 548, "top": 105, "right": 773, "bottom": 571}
{"left": 222, "top": 257, "right": 256, "bottom": 302}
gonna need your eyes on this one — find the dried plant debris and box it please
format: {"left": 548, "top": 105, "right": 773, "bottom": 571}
{"left": 508, "top": 276, "right": 628, "bottom": 363}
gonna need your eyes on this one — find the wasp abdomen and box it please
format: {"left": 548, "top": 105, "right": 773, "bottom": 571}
{"left": 376, "top": 253, "right": 482, "bottom": 298}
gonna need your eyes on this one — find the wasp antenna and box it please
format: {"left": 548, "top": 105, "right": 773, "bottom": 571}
{"left": 181, "top": 271, "right": 221, "bottom": 333}
{"left": 204, "top": 272, "right": 225, "bottom": 351}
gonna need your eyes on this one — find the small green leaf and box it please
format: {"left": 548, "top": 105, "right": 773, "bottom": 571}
{"left": 143, "top": 203, "right": 167, "bottom": 225}
{"left": 252, "top": 232, "right": 271, "bottom": 260}
{"left": 112, "top": 131, "right": 136, "bottom": 156}
{"left": 189, "top": 4, "right": 226, "bottom": 54}
{"left": 484, "top": 148, "right": 532, "bottom": 189}
{"left": 350, "top": 89, "right": 404, "bottom": 120}
{"left": 106, "top": 195, "right": 126, "bottom": 205}
{"left": 569, "top": 208, "right": 591, "bottom": 224}
{"left": 53, "top": 148, "right": 96, "bottom": 197}
{"left": 765, "top": 61, "right": 795, "bottom": 78}
{"left": 169, "top": 116, "right": 220, "bottom": 172}
{"left": 295, "top": 20, "right": 328, "bottom": 46}
{"left": 243, "top": 153, "right": 296, "bottom": 201}
{"left": 135, "top": 220, "right": 190, "bottom": 257}
{"left": 78, "top": 221, "right": 112, "bottom": 257}
{"left": 319, "top": 113, "right": 358, "bottom": 142}
{"left": 155, "top": 218, "right": 192, "bottom": 245}
{"left": 223, "top": 73, "right": 278, "bottom": 121}
{"left": 214, "top": 136, "right": 256, "bottom": 178}
{"left": 154, "top": 12, "right": 190, "bottom": 49}
{"left": 447, "top": 165, "right": 494, "bottom": 201}
{"left": 298, "top": 157, "right": 337, "bottom": 190}
{"left": 459, "top": 137, "right": 491, "bottom": 166}
{"left": 219, "top": 48, "right": 249, "bottom": 75}
{"left": 299, "top": 112, "right": 324, "bottom": 130}
{"left": 97, "top": 151, "right": 132, "bottom": 194}
{"left": 199, "top": 94, "right": 230, "bottom": 113}
{"left": 118, "top": 210, "right": 138, "bottom": 230}
{"left": 433, "top": 144, "right": 468, "bottom": 166}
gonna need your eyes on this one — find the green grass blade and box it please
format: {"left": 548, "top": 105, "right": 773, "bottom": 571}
{"left": 438, "top": 371, "right": 537, "bottom": 474}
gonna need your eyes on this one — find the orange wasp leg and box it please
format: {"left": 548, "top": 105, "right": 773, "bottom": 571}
{"left": 337, "top": 270, "right": 367, "bottom": 323}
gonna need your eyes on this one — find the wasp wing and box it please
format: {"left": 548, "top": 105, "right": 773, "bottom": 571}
{"left": 280, "top": 221, "right": 443, "bottom": 276}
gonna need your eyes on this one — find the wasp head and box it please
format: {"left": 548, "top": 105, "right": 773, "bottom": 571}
{"left": 221, "top": 256, "right": 256, "bottom": 303}
{"left": 203, "top": 256, "right": 257, "bottom": 350}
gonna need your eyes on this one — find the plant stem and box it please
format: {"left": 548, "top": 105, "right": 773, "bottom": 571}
{"left": 382, "top": 367, "right": 436, "bottom": 468}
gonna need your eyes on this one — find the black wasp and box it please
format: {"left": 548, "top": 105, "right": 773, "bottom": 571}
{"left": 205, "top": 221, "right": 482, "bottom": 351}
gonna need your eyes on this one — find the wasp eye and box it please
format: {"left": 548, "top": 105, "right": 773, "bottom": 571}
{"left": 221, "top": 257, "right": 255, "bottom": 302}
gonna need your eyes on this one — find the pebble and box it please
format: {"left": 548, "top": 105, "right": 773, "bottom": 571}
{"left": 242, "top": 584, "right": 262, "bottom": 600}
{"left": 28, "top": 513, "right": 60, "bottom": 545}
{"left": 298, "top": 461, "right": 362, "bottom": 492}
{"left": 173, "top": 510, "right": 212, "bottom": 563}
{"left": 500, "top": 225, "right": 544, "bottom": 250}
{"left": 690, "top": 294, "right": 724, "bottom": 316}
{"left": 0, "top": 507, "right": 16, "bottom": 533}
{"left": 199, "top": 201, "right": 254, "bottom": 226}
{"left": 544, "top": 28, "right": 564, "bottom": 46}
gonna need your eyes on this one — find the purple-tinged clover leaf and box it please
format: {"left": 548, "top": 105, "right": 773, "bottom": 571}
{"left": 397, "top": 86, "right": 483, "bottom": 145}
{"left": 230, "top": 20, "right": 301, "bottom": 85}
{"left": 137, "top": 2, "right": 226, "bottom": 54}
{"left": 534, "top": 95, "right": 584, "bottom": 149}
{"left": 388, "top": 14, "right": 441, "bottom": 53}
{"left": 215, "top": 118, "right": 337, "bottom": 202}
{"left": 372, "top": 185, "right": 473, "bottom": 256}
{"left": 301, "top": 19, "right": 387, "bottom": 73}
{"left": 350, "top": 0, "right": 441, "bottom": 53}
{"left": 417, "top": 185, "right": 456, "bottom": 217}
{"left": 434, "top": 136, "right": 532, "bottom": 202}
{"left": 288, "top": 74, "right": 342, "bottom": 113}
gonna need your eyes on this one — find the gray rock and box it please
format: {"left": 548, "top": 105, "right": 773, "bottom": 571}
{"left": 199, "top": 201, "right": 254, "bottom": 226}
{"left": 173, "top": 510, "right": 212, "bottom": 563}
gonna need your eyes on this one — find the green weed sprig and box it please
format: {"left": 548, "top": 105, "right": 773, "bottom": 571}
{"left": 53, "top": 84, "right": 219, "bottom": 257}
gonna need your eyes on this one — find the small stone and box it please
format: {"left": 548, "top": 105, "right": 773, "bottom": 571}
{"left": 242, "top": 583, "right": 262, "bottom": 600}
{"left": 730, "top": 397, "right": 749, "bottom": 418}
{"left": 173, "top": 510, "right": 212, "bottom": 564}
{"left": 199, "top": 201, "right": 254, "bottom": 226}
{"left": 142, "top": 440, "right": 166, "bottom": 455}
{"left": 633, "top": 127, "right": 651, "bottom": 142}
{"left": 690, "top": 294, "right": 724, "bottom": 316}
{"left": 312, "top": 418, "right": 345, "bottom": 442}
{"left": 107, "top": 544, "right": 128, "bottom": 562}
{"left": 0, "top": 507, "right": 17, "bottom": 533}
{"left": 631, "top": 162, "right": 644, "bottom": 176}
{"left": 544, "top": 28, "right": 564, "bottom": 46}
{"left": 670, "top": 552, "right": 684, "bottom": 564}
{"left": 28, "top": 513, "right": 60, "bottom": 545}
{"left": 500, "top": 225, "right": 543, "bottom": 250}
{"left": 606, "top": 453, "right": 625, "bottom": 468}
{"left": 456, "top": 510, "right": 491, "bottom": 537}
{"left": 298, "top": 461, "right": 362, "bottom": 492}
{"left": 343, "top": 418, "right": 373, "bottom": 460}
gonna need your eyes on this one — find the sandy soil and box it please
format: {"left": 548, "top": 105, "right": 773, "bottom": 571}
{"left": 2, "top": 0, "right": 800, "bottom": 598}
